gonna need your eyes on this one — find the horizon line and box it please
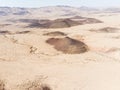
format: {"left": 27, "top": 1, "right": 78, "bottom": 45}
{"left": 0, "top": 5, "right": 120, "bottom": 9}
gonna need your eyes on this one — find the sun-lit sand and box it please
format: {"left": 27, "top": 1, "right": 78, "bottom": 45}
{"left": 0, "top": 7, "right": 120, "bottom": 90}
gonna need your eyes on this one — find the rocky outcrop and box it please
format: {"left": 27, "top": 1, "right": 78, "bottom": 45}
{"left": 43, "top": 31, "right": 66, "bottom": 36}
{"left": 46, "top": 37, "right": 88, "bottom": 54}
{"left": 26, "top": 16, "right": 102, "bottom": 29}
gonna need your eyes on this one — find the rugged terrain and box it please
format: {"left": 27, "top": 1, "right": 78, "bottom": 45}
{"left": 0, "top": 6, "right": 120, "bottom": 90}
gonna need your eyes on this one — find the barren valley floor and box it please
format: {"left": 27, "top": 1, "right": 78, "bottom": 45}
{"left": 0, "top": 7, "right": 120, "bottom": 90}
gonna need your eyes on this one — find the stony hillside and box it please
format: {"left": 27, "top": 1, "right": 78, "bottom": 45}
{"left": 1, "top": 6, "right": 120, "bottom": 17}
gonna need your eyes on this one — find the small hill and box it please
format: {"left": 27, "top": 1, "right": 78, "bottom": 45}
{"left": 26, "top": 16, "right": 102, "bottom": 28}
{"left": 46, "top": 37, "right": 88, "bottom": 54}
{"left": 43, "top": 31, "right": 67, "bottom": 36}
{"left": 90, "top": 27, "right": 120, "bottom": 33}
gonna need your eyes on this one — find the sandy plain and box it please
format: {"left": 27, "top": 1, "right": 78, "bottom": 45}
{"left": 0, "top": 8, "right": 120, "bottom": 90}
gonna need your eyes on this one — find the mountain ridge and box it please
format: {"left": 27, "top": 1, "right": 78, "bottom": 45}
{"left": 0, "top": 6, "right": 120, "bottom": 16}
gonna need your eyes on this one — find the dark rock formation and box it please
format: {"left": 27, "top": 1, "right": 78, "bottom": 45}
{"left": 46, "top": 37, "right": 88, "bottom": 54}
{"left": 43, "top": 31, "right": 66, "bottom": 36}
{"left": 26, "top": 16, "right": 102, "bottom": 29}
{"left": 90, "top": 27, "right": 119, "bottom": 33}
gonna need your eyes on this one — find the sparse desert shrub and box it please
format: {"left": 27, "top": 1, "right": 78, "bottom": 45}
{"left": 17, "top": 77, "right": 51, "bottom": 90}
{"left": 0, "top": 80, "right": 5, "bottom": 90}
{"left": 18, "top": 81, "right": 51, "bottom": 90}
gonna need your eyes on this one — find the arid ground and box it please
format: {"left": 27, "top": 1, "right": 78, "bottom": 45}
{"left": 0, "top": 6, "right": 120, "bottom": 90}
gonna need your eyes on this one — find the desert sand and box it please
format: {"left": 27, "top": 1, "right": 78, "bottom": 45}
{"left": 0, "top": 6, "right": 120, "bottom": 90}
